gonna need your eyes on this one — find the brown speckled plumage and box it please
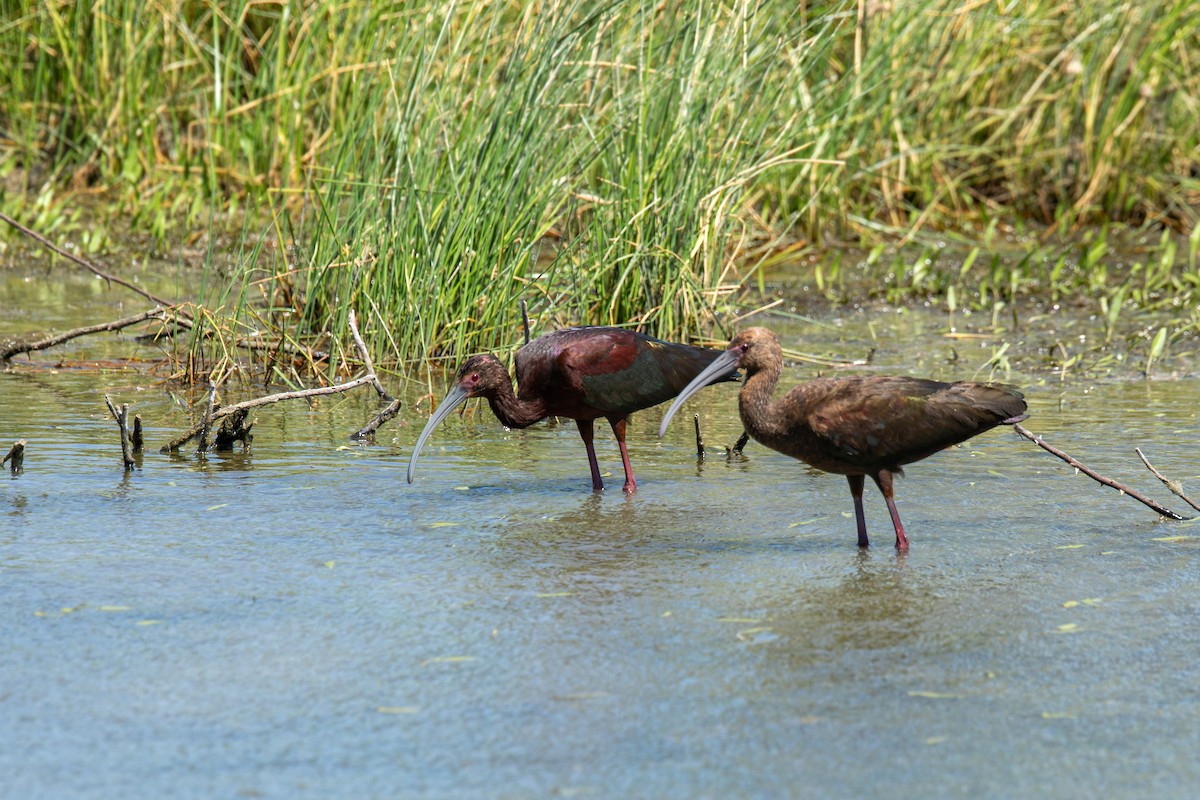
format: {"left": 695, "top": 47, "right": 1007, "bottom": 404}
{"left": 660, "top": 327, "right": 1027, "bottom": 549}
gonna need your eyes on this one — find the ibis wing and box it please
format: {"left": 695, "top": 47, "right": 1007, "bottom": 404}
{"left": 569, "top": 333, "right": 718, "bottom": 414}
{"left": 802, "top": 378, "right": 1025, "bottom": 469}
{"left": 513, "top": 327, "right": 733, "bottom": 417}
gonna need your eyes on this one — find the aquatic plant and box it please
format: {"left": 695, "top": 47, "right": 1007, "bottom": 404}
{"left": 1, "top": 0, "right": 1196, "bottom": 371}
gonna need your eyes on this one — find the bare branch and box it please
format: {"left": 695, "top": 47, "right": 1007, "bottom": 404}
{"left": 104, "top": 395, "right": 136, "bottom": 471}
{"left": 1013, "top": 423, "right": 1187, "bottom": 521}
{"left": 161, "top": 374, "right": 379, "bottom": 453}
{"left": 348, "top": 310, "right": 391, "bottom": 400}
{"left": 197, "top": 382, "right": 218, "bottom": 453}
{"left": 351, "top": 397, "right": 404, "bottom": 441}
{"left": 1136, "top": 448, "right": 1200, "bottom": 513}
{"left": 0, "top": 307, "right": 176, "bottom": 361}
{"left": 235, "top": 337, "right": 329, "bottom": 361}
{"left": 213, "top": 408, "right": 253, "bottom": 450}
{"left": 0, "top": 211, "right": 187, "bottom": 311}
{"left": 727, "top": 431, "right": 750, "bottom": 458}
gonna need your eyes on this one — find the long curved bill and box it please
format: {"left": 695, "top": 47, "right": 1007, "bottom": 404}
{"left": 657, "top": 349, "right": 741, "bottom": 439}
{"left": 406, "top": 385, "right": 470, "bottom": 484}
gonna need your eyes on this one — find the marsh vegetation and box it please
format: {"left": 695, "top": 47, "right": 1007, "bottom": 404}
{"left": 2, "top": 0, "right": 1197, "bottom": 379}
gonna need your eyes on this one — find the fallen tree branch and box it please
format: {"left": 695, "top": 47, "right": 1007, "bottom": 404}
{"left": 161, "top": 373, "right": 379, "bottom": 452}
{"left": 1136, "top": 448, "right": 1200, "bottom": 513}
{"left": 351, "top": 397, "right": 403, "bottom": 441}
{"left": 1012, "top": 423, "right": 1187, "bottom": 521}
{"left": 0, "top": 307, "right": 177, "bottom": 361}
{"left": 0, "top": 210, "right": 187, "bottom": 312}
{"left": 213, "top": 408, "right": 253, "bottom": 450}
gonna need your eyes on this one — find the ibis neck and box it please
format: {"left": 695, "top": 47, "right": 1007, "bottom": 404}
{"left": 738, "top": 362, "right": 788, "bottom": 440}
{"left": 486, "top": 380, "right": 546, "bottom": 429}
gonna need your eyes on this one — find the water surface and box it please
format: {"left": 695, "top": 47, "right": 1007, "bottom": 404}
{"left": 3, "top": 268, "right": 1200, "bottom": 799}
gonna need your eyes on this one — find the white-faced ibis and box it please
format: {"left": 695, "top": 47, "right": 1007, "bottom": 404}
{"left": 407, "top": 326, "right": 738, "bottom": 492}
{"left": 658, "top": 327, "right": 1027, "bottom": 549}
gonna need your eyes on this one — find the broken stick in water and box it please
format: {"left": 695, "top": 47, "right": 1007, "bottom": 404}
{"left": 1012, "top": 423, "right": 1188, "bottom": 520}
{"left": 197, "top": 381, "right": 218, "bottom": 453}
{"left": 161, "top": 374, "right": 380, "bottom": 453}
{"left": 351, "top": 397, "right": 403, "bottom": 441}
{"left": 213, "top": 408, "right": 253, "bottom": 450}
{"left": 1136, "top": 448, "right": 1200, "bottom": 514}
{"left": 346, "top": 309, "right": 402, "bottom": 439}
{"left": 3, "top": 440, "right": 25, "bottom": 473}
{"left": 103, "top": 396, "right": 136, "bottom": 471}
{"left": 348, "top": 310, "right": 392, "bottom": 401}
{"left": 0, "top": 307, "right": 179, "bottom": 362}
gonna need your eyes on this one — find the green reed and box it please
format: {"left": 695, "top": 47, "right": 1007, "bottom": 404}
{"left": 1, "top": 0, "right": 1196, "bottom": 373}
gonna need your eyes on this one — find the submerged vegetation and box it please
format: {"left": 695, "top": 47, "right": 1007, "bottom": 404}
{"left": 1, "top": 0, "right": 1198, "bottom": 375}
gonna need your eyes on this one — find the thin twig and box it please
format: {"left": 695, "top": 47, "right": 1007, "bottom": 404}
{"left": 351, "top": 397, "right": 404, "bottom": 441}
{"left": 104, "top": 395, "right": 135, "bottom": 471}
{"left": 1013, "top": 423, "right": 1186, "bottom": 520}
{"left": 134, "top": 312, "right": 194, "bottom": 342}
{"left": 348, "top": 310, "right": 391, "bottom": 400}
{"left": 198, "top": 382, "right": 218, "bottom": 453}
{"left": 0, "top": 211, "right": 187, "bottom": 312}
{"left": 1136, "top": 448, "right": 1200, "bottom": 513}
{"left": 161, "top": 374, "right": 380, "bottom": 453}
{"left": 236, "top": 338, "right": 330, "bottom": 361}
{"left": 693, "top": 414, "right": 705, "bottom": 458}
{"left": 0, "top": 307, "right": 175, "bottom": 361}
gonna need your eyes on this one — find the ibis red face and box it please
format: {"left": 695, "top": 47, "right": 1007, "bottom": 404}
{"left": 406, "top": 359, "right": 493, "bottom": 484}
{"left": 657, "top": 345, "right": 744, "bottom": 439}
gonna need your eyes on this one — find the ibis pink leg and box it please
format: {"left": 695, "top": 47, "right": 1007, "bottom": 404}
{"left": 847, "top": 474, "right": 869, "bottom": 548}
{"left": 872, "top": 470, "right": 909, "bottom": 550}
{"left": 575, "top": 418, "right": 605, "bottom": 491}
{"left": 608, "top": 416, "right": 637, "bottom": 493}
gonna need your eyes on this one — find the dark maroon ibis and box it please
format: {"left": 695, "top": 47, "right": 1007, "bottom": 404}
{"left": 407, "top": 326, "right": 739, "bottom": 492}
{"left": 658, "top": 327, "right": 1027, "bottom": 549}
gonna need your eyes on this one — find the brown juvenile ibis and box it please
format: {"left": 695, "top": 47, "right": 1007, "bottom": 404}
{"left": 407, "top": 326, "right": 738, "bottom": 492}
{"left": 658, "top": 327, "right": 1027, "bottom": 549}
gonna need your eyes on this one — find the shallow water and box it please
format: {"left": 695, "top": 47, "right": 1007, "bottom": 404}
{"left": 3, "top": 269, "right": 1200, "bottom": 798}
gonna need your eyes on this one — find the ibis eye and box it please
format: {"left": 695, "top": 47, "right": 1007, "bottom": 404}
{"left": 739, "top": 343, "right": 750, "bottom": 353}
{"left": 471, "top": 372, "right": 480, "bottom": 381}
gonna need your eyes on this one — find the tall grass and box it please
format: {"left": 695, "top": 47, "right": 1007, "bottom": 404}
{"left": 1, "top": 0, "right": 1197, "bottom": 373}
{"left": 247, "top": 1, "right": 817, "bottom": 368}
{"left": 768, "top": 0, "right": 1199, "bottom": 240}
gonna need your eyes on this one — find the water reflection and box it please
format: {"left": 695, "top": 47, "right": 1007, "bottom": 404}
{"left": 759, "top": 551, "right": 930, "bottom": 663}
